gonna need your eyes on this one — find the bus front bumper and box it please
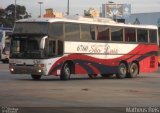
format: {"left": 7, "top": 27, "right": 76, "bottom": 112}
{"left": 9, "top": 65, "right": 45, "bottom": 75}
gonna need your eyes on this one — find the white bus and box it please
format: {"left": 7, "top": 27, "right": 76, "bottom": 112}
{"left": 0, "top": 28, "right": 12, "bottom": 63}
{"left": 9, "top": 16, "right": 159, "bottom": 80}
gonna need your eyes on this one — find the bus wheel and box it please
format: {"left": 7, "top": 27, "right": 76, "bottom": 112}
{"left": 116, "top": 63, "right": 127, "bottom": 79}
{"left": 88, "top": 74, "right": 97, "bottom": 79}
{"left": 2, "top": 59, "right": 8, "bottom": 64}
{"left": 31, "top": 75, "right": 42, "bottom": 80}
{"left": 128, "top": 63, "right": 139, "bottom": 78}
{"left": 60, "top": 63, "right": 71, "bottom": 80}
{"left": 2, "top": 60, "right": 6, "bottom": 63}
{"left": 101, "top": 74, "right": 113, "bottom": 78}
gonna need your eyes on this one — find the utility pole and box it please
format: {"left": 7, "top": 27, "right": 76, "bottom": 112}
{"left": 67, "top": 0, "right": 69, "bottom": 15}
{"left": 38, "top": 2, "right": 43, "bottom": 18}
{"left": 15, "top": 0, "right": 17, "bottom": 22}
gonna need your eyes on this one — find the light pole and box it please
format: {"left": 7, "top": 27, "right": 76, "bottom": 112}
{"left": 38, "top": 2, "right": 43, "bottom": 18}
{"left": 15, "top": 0, "right": 17, "bottom": 22}
{"left": 67, "top": 0, "right": 69, "bottom": 15}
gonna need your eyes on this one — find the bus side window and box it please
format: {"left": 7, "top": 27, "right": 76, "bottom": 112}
{"left": 81, "top": 24, "right": 95, "bottom": 40}
{"left": 90, "top": 25, "right": 96, "bottom": 40}
{"left": 137, "top": 29, "right": 148, "bottom": 43}
{"left": 58, "top": 40, "right": 63, "bottom": 55}
{"left": 65, "top": 23, "right": 80, "bottom": 40}
{"left": 49, "top": 23, "right": 63, "bottom": 39}
{"left": 125, "top": 28, "right": 136, "bottom": 42}
{"left": 97, "top": 26, "right": 109, "bottom": 41}
{"left": 149, "top": 30, "right": 157, "bottom": 43}
{"left": 111, "top": 27, "right": 123, "bottom": 41}
{"left": 48, "top": 40, "right": 56, "bottom": 57}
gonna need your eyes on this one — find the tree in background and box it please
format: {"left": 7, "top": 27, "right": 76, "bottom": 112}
{"left": 0, "top": 4, "right": 31, "bottom": 28}
{"left": 0, "top": 8, "right": 6, "bottom": 27}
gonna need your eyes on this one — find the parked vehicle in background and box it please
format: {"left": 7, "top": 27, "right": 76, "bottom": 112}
{"left": 158, "top": 48, "right": 160, "bottom": 66}
{"left": 0, "top": 28, "right": 12, "bottom": 63}
{"left": 9, "top": 16, "right": 159, "bottom": 80}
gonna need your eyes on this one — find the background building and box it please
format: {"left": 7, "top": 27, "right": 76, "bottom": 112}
{"left": 125, "top": 12, "right": 160, "bottom": 39}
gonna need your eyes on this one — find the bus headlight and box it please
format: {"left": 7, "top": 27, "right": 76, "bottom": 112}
{"left": 38, "top": 69, "right": 42, "bottom": 73}
{"left": 10, "top": 68, "right": 14, "bottom": 72}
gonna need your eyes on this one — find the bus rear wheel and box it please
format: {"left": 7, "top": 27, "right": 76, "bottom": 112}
{"left": 127, "top": 63, "right": 139, "bottom": 78}
{"left": 116, "top": 63, "right": 127, "bottom": 79}
{"left": 60, "top": 63, "right": 71, "bottom": 80}
{"left": 31, "top": 75, "right": 42, "bottom": 80}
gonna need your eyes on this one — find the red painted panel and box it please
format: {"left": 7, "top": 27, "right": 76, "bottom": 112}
{"left": 48, "top": 44, "right": 158, "bottom": 76}
{"left": 75, "top": 64, "right": 87, "bottom": 74}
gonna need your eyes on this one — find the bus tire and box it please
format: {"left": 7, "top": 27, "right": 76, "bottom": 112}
{"left": 101, "top": 74, "right": 113, "bottom": 78}
{"left": 31, "top": 75, "right": 42, "bottom": 80}
{"left": 2, "top": 59, "right": 9, "bottom": 64}
{"left": 2, "top": 60, "right": 6, "bottom": 63}
{"left": 88, "top": 74, "right": 97, "bottom": 79}
{"left": 127, "top": 62, "right": 139, "bottom": 78}
{"left": 116, "top": 63, "right": 127, "bottom": 79}
{"left": 60, "top": 63, "right": 71, "bottom": 80}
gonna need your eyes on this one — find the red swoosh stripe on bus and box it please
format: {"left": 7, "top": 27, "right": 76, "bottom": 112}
{"left": 48, "top": 44, "right": 158, "bottom": 75}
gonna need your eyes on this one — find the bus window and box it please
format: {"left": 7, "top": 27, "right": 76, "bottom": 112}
{"left": 14, "top": 22, "right": 48, "bottom": 34}
{"left": 81, "top": 24, "right": 95, "bottom": 40}
{"left": 97, "top": 26, "right": 109, "bottom": 41}
{"left": 58, "top": 40, "right": 63, "bottom": 55}
{"left": 11, "top": 37, "right": 43, "bottom": 59}
{"left": 49, "top": 23, "right": 63, "bottom": 39}
{"left": 90, "top": 25, "right": 96, "bottom": 40}
{"left": 28, "top": 40, "right": 39, "bottom": 51}
{"left": 12, "top": 40, "right": 21, "bottom": 53}
{"left": 111, "top": 27, "right": 123, "bottom": 41}
{"left": 137, "top": 29, "right": 148, "bottom": 43}
{"left": 48, "top": 40, "right": 56, "bottom": 57}
{"left": 65, "top": 23, "right": 80, "bottom": 40}
{"left": 149, "top": 30, "right": 157, "bottom": 43}
{"left": 125, "top": 28, "right": 136, "bottom": 42}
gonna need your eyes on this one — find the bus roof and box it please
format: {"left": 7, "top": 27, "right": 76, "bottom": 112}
{"left": 16, "top": 16, "right": 158, "bottom": 30}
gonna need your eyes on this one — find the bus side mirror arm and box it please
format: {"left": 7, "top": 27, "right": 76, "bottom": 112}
{"left": 40, "top": 36, "right": 48, "bottom": 49}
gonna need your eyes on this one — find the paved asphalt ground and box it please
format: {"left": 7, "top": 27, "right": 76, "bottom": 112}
{"left": 0, "top": 62, "right": 160, "bottom": 113}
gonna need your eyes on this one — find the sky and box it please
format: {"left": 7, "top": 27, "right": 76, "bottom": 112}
{"left": 0, "top": 0, "right": 160, "bottom": 17}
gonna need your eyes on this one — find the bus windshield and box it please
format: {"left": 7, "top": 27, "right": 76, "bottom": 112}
{"left": 14, "top": 22, "right": 49, "bottom": 34}
{"left": 11, "top": 35, "right": 46, "bottom": 59}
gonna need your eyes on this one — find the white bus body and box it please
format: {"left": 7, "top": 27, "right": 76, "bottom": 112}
{"left": 9, "top": 16, "right": 159, "bottom": 80}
